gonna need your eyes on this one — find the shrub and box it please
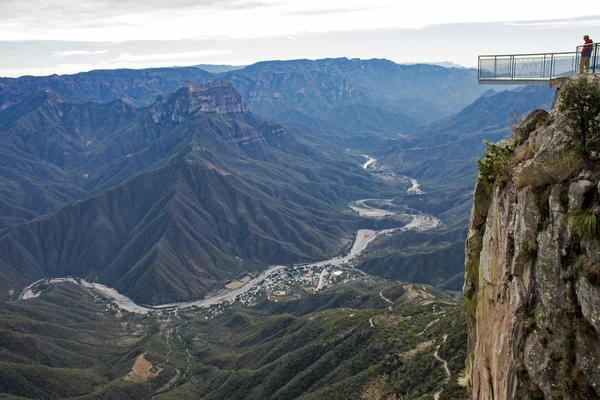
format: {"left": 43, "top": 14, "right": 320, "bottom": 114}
{"left": 477, "top": 140, "right": 517, "bottom": 186}
{"left": 512, "top": 144, "right": 537, "bottom": 166}
{"left": 457, "top": 368, "right": 470, "bottom": 388}
{"left": 514, "top": 150, "right": 583, "bottom": 189}
{"left": 567, "top": 207, "right": 600, "bottom": 239}
{"left": 558, "top": 75, "right": 600, "bottom": 153}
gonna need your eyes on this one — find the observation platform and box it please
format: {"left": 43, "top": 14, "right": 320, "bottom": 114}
{"left": 479, "top": 44, "right": 599, "bottom": 85}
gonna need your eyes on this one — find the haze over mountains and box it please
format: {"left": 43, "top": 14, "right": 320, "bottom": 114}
{"left": 0, "top": 58, "right": 554, "bottom": 305}
{"left": 0, "top": 56, "right": 562, "bottom": 399}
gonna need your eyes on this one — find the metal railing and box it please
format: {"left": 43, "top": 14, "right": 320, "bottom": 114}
{"left": 576, "top": 43, "right": 599, "bottom": 74}
{"left": 479, "top": 43, "right": 599, "bottom": 84}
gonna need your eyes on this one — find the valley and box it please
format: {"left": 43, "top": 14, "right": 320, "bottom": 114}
{"left": 18, "top": 198, "right": 441, "bottom": 313}
{"left": 0, "top": 56, "right": 557, "bottom": 400}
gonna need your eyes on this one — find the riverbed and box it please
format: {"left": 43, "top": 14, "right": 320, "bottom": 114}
{"left": 18, "top": 200, "right": 440, "bottom": 314}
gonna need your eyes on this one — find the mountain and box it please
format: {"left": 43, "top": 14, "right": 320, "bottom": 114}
{"left": 415, "top": 85, "right": 555, "bottom": 138}
{"left": 0, "top": 67, "right": 215, "bottom": 109}
{"left": 193, "top": 64, "right": 246, "bottom": 73}
{"left": 0, "top": 81, "right": 393, "bottom": 305}
{"left": 0, "top": 59, "right": 498, "bottom": 151}
{"left": 221, "top": 58, "right": 489, "bottom": 120}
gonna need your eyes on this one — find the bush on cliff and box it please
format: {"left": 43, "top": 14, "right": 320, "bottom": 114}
{"left": 476, "top": 140, "right": 517, "bottom": 187}
{"left": 559, "top": 75, "right": 600, "bottom": 153}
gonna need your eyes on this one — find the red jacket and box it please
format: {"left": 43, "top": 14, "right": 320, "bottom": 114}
{"left": 582, "top": 39, "right": 594, "bottom": 57}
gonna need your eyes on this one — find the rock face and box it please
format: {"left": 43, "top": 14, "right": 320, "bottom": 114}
{"left": 464, "top": 89, "right": 600, "bottom": 399}
{"left": 150, "top": 80, "right": 249, "bottom": 124}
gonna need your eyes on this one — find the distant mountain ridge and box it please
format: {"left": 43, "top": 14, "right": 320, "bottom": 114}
{"left": 0, "top": 67, "right": 215, "bottom": 109}
{"left": 220, "top": 58, "right": 490, "bottom": 125}
{"left": 0, "top": 58, "right": 496, "bottom": 135}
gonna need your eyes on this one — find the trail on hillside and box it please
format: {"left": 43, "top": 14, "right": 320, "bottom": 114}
{"left": 433, "top": 334, "right": 451, "bottom": 400}
{"left": 379, "top": 292, "right": 394, "bottom": 305}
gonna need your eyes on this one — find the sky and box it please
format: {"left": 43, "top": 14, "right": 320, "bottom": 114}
{"left": 0, "top": 0, "right": 599, "bottom": 77}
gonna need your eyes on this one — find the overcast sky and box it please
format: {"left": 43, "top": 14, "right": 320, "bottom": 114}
{"left": 0, "top": 0, "right": 598, "bottom": 77}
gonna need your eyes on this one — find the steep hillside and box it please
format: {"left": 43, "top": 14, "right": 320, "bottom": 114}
{"left": 416, "top": 86, "right": 555, "bottom": 138}
{"left": 0, "top": 284, "right": 155, "bottom": 399}
{"left": 1, "top": 281, "right": 467, "bottom": 400}
{"left": 464, "top": 78, "right": 600, "bottom": 399}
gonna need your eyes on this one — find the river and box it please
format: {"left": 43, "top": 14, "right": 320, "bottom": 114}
{"left": 18, "top": 199, "right": 440, "bottom": 314}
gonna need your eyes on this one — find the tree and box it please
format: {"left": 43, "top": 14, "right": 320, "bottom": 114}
{"left": 558, "top": 76, "right": 600, "bottom": 153}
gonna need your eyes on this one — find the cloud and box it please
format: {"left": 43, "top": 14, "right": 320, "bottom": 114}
{"left": 112, "top": 49, "right": 232, "bottom": 62}
{"left": 53, "top": 50, "right": 108, "bottom": 57}
{"left": 281, "top": 6, "right": 381, "bottom": 17}
{"left": 0, "top": 0, "right": 594, "bottom": 44}
{"left": 0, "top": 0, "right": 270, "bottom": 20}
{"left": 502, "top": 14, "right": 600, "bottom": 27}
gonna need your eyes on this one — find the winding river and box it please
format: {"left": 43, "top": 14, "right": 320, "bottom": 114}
{"left": 18, "top": 157, "right": 439, "bottom": 315}
{"left": 18, "top": 201, "right": 439, "bottom": 314}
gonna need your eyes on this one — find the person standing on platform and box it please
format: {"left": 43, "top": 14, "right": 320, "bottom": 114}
{"left": 580, "top": 35, "right": 594, "bottom": 74}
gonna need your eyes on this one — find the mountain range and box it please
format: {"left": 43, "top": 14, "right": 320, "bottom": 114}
{"left": 0, "top": 56, "right": 562, "bottom": 400}
{"left": 0, "top": 80, "right": 392, "bottom": 305}
{"left": 0, "top": 59, "right": 555, "bottom": 303}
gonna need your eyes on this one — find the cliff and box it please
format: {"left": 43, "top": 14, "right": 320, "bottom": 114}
{"left": 464, "top": 80, "right": 600, "bottom": 399}
{"left": 149, "top": 80, "right": 249, "bottom": 124}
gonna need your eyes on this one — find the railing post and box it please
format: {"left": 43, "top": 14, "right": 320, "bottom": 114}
{"left": 575, "top": 45, "right": 580, "bottom": 75}
{"left": 511, "top": 55, "right": 515, "bottom": 80}
{"left": 541, "top": 54, "right": 545, "bottom": 78}
{"left": 494, "top": 56, "right": 497, "bottom": 79}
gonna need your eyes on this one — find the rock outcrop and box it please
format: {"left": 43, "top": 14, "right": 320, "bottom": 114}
{"left": 464, "top": 87, "right": 600, "bottom": 399}
{"left": 150, "top": 80, "right": 249, "bottom": 124}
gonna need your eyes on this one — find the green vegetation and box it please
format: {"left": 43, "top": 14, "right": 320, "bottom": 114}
{"left": 1, "top": 282, "right": 468, "bottom": 400}
{"left": 514, "top": 150, "right": 583, "bottom": 189}
{"left": 476, "top": 140, "right": 517, "bottom": 187}
{"left": 160, "top": 301, "right": 467, "bottom": 400}
{"left": 558, "top": 75, "right": 600, "bottom": 153}
{"left": 357, "top": 224, "right": 467, "bottom": 291}
{"left": 0, "top": 284, "right": 157, "bottom": 399}
{"left": 567, "top": 207, "right": 600, "bottom": 240}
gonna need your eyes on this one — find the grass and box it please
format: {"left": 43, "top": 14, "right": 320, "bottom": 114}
{"left": 512, "top": 144, "right": 537, "bottom": 166}
{"left": 514, "top": 150, "right": 583, "bottom": 189}
{"left": 567, "top": 207, "right": 600, "bottom": 240}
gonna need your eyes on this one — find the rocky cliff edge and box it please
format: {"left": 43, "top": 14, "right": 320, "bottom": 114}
{"left": 464, "top": 81, "right": 600, "bottom": 399}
